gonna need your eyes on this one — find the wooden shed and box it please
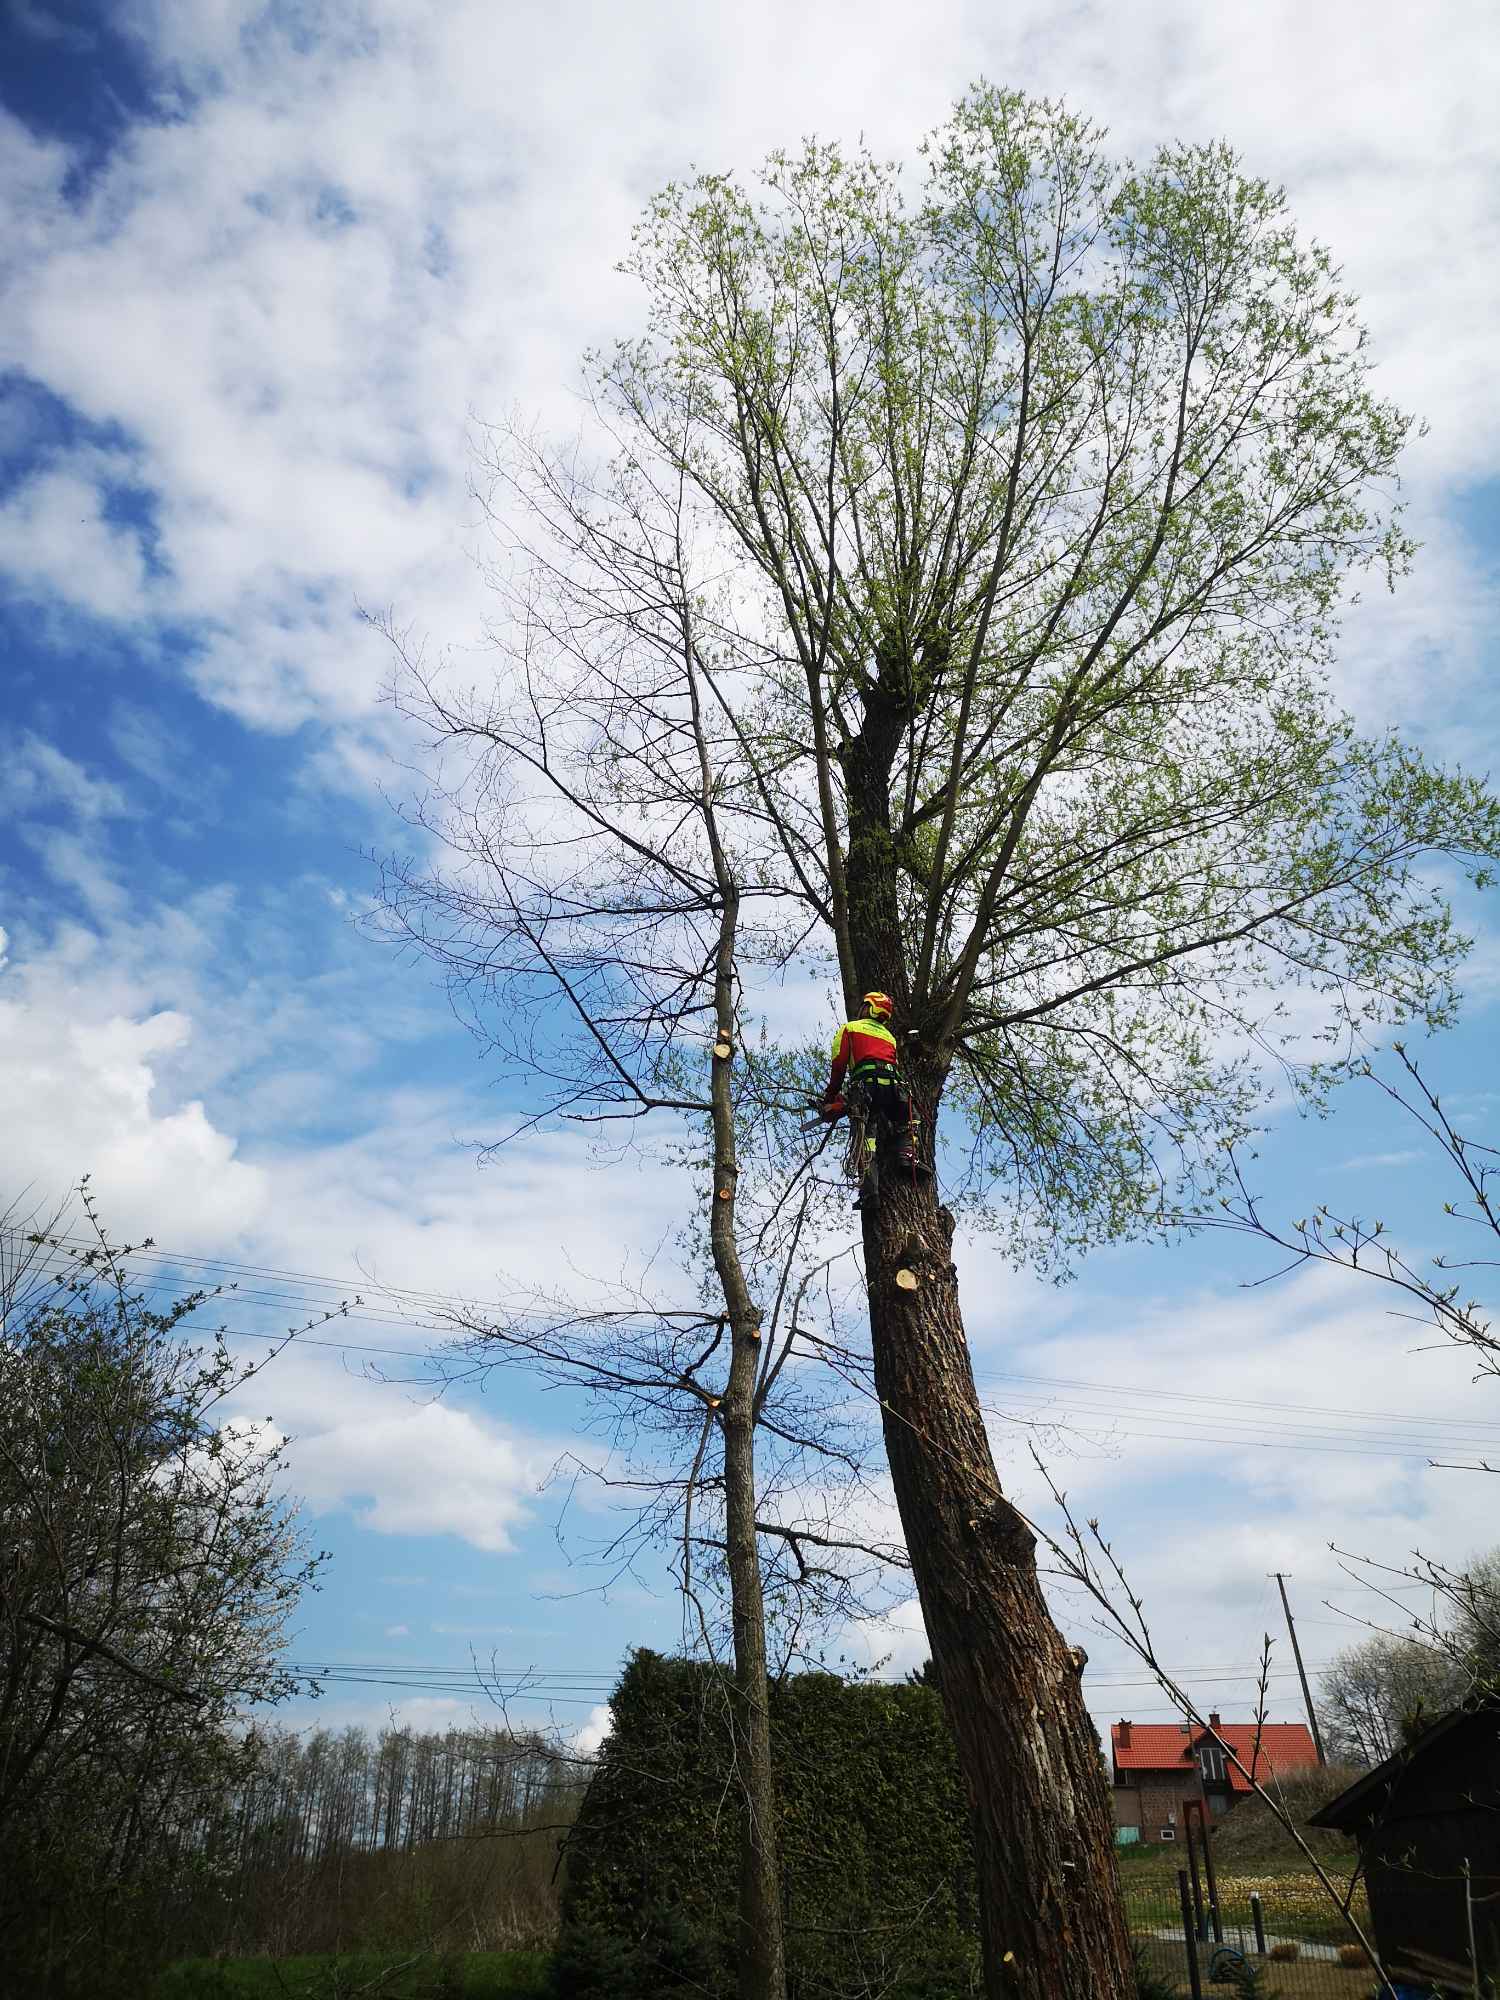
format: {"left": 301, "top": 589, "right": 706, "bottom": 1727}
{"left": 1308, "top": 1699, "right": 1500, "bottom": 1993}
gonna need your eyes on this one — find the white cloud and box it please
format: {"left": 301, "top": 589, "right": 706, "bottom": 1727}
{"left": 279, "top": 1691, "right": 479, "bottom": 1734}
{"left": 3, "top": 734, "right": 136, "bottom": 822}
{"left": 1331, "top": 507, "right": 1500, "bottom": 752}
{"left": 0, "top": 106, "right": 69, "bottom": 249}
{"left": 0, "top": 820, "right": 703, "bottom": 1564}
{"left": 0, "top": 786, "right": 696, "bottom": 1292}
{"left": 383, "top": 1623, "right": 409, "bottom": 1638}
{"left": 3, "top": 0, "right": 1498, "bottom": 1746}
{"left": 0, "top": 0, "right": 1491, "bottom": 768}
{"left": 571, "top": 1701, "right": 613, "bottom": 1760}
{"left": 218, "top": 1333, "right": 554, "bottom": 1554}
{"left": 9, "top": 1, "right": 85, "bottom": 45}
{"left": 0, "top": 976, "right": 270, "bottom": 1245}
{"left": 951, "top": 1251, "right": 1500, "bottom": 1734}
{"left": 0, "top": 456, "right": 155, "bottom": 621}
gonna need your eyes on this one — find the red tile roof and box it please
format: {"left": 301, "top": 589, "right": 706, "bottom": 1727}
{"left": 1111, "top": 1721, "right": 1319, "bottom": 1794}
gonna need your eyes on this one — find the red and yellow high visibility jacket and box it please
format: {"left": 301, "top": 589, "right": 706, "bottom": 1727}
{"left": 824, "top": 1013, "right": 899, "bottom": 1101}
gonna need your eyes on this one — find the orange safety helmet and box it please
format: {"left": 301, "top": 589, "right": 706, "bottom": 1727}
{"left": 861, "top": 990, "right": 894, "bottom": 1020}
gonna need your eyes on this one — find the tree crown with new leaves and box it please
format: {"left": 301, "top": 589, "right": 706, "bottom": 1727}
{"left": 385, "top": 84, "right": 1500, "bottom": 1267}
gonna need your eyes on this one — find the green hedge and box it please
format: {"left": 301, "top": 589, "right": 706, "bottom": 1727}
{"left": 555, "top": 1653, "right": 979, "bottom": 1999}
{"left": 152, "top": 1949, "right": 551, "bottom": 1998}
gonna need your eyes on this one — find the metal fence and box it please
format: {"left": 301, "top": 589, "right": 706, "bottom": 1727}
{"left": 1124, "top": 1872, "right": 1388, "bottom": 1997}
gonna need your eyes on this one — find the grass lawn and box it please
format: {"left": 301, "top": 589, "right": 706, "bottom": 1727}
{"left": 1117, "top": 1842, "right": 1371, "bottom": 1947}
{"left": 151, "top": 1949, "right": 551, "bottom": 1999}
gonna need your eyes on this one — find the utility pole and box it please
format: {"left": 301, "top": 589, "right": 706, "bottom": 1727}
{"left": 1272, "top": 1571, "right": 1327, "bottom": 1766}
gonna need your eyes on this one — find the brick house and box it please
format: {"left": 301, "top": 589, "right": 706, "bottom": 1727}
{"left": 1110, "top": 1714, "right": 1320, "bottom": 1842}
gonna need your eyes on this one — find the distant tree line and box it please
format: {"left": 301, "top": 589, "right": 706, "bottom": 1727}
{"left": 171, "top": 1721, "right": 586, "bottom": 1965}
{"left": 220, "top": 1721, "right": 582, "bottom": 1870}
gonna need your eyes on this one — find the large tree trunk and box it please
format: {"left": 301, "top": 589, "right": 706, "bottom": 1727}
{"left": 834, "top": 641, "right": 1132, "bottom": 1998}
{"left": 861, "top": 1157, "right": 1133, "bottom": 2000}
{"left": 708, "top": 887, "right": 789, "bottom": 2000}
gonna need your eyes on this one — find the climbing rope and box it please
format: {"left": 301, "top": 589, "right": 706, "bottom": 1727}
{"left": 843, "top": 1100, "right": 873, "bottom": 1190}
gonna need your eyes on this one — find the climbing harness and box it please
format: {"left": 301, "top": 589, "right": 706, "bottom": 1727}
{"left": 846, "top": 1063, "right": 925, "bottom": 1195}
{"left": 810, "top": 993, "right": 929, "bottom": 1204}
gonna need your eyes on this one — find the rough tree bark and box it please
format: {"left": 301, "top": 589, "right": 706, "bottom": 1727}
{"left": 848, "top": 760, "right": 1133, "bottom": 2000}
{"left": 863, "top": 1162, "right": 1130, "bottom": 1998}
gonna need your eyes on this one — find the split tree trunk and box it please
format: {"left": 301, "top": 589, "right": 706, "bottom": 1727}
{"left": 708, "top": 887, "right": 789, "bottom": 2000}
{"left": 861, "top": 1156, "right": 1133, "bottom": 2000}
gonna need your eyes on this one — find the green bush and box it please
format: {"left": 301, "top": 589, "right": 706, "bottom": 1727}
{"left": 549, "top": 1900, "right": 721, "bottom": 1998}
{"left": 152, "top": 1950, "right": 551, "bottom": 1998}
{"left": 1132, "top": 1946, "right": 1181, "bottom": 2000}
{"left": 556, "top": 1652, "right": 980, "bottom": 2000}
{"left": 1218, "top": 1964, "right": 1283, "bottom": 1998}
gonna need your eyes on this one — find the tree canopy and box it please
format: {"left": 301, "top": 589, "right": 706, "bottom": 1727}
{"left": 512, "top": 84, "right": 1498, "bottom": 1255}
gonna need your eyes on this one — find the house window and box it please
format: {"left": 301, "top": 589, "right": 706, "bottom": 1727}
{"left": 1159, "top": 1828, "right": 1176, "bottom": 1842}
{"left": 1198, "top": 1745, "right": 1226, "bottom": 1784}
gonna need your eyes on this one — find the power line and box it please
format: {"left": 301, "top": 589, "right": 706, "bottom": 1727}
{"left": 20, "top": 1277, "right": 1480, "bottom": 1486}
{"left": 46, "top": 1322, "right": 1493, "bottom": 1462}
{"left": 20, "top": 1226, "right": 1499, "bottom": 1425}
{"left": 198, "top": 1304, "right": 1500, "bottom": 1458}
{"left": 13, "top": 1230, "right": 1493, "bottom": 1462}
{"left": 979, "top": 1397, "right": 1496, "bottom": 1456}
{"left": 5, "top": 1228, "right": 622, "bottom": 1337}
{"left": 274, "top": 1672, "right": 1337, "bottom": 1715}
{"left": 974, "top": 1364, "right": 1500, "bottom": 1435}
{"left": 18, "top": 1280, "right": 1484, "bottom": 1460}
{"left": 285, "top": 1661, "right": 620, "bottom": 1677}
{"left": 281, "top": 1657, "right": 1336, "bottom": 1693}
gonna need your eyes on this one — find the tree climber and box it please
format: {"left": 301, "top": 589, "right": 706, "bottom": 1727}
{"left": 819, "top": 990, "right": 928, "bottom": 1180}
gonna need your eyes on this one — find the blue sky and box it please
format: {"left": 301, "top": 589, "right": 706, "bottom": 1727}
{"left": 3, "top": 0, "right": 1500, "bottom": 1757}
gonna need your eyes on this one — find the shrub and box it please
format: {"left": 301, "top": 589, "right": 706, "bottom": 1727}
{"left": 1231, "top": 1970, "right": 1284, "bottom": 1998}
{"left": 1269, "top": 1940, "right": 1300, "bottom": 1960}
{"left": 557, "top": 1652, "right": 980, "bottom": 1999}
{"left": 1133, "top": 1946, "right": 1180, "bottom": 1999}
{"left": 1338, "top": 1942, "right": 1370, "bottom": 1968}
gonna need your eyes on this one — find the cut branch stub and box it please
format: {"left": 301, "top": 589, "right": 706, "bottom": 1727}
{"left": 713, "top": 1040, "right": 732, "bottom": 1059}
{"left": 895, "top": 1268, "right": 920, "bottom": 1291}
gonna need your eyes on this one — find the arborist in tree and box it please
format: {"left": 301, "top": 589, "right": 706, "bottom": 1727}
{"left": 819, "top": 990, "right": 929, "bottom": 1180}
